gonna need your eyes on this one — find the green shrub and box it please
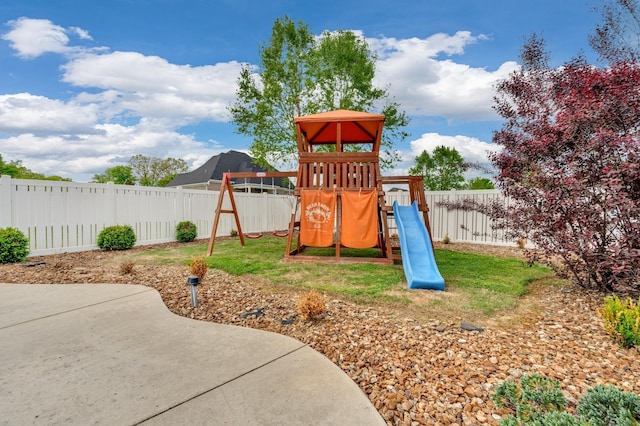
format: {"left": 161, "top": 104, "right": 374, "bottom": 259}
{"left": 601, "top": 294, "right": 640, "bottom": 348}
{"left": 0, "top": 227, "right": 29, "bottom": 263}
{"left": 493, "top": 374, "right": 640, "bottom": 426}
{"left": 492, "top": 373, "right": 567, "bottom": 425}
{"left": 577, "top": 384, "right": 640, "bottom": 426}
{"left": 97, "top": 225, "right": 136, "bottom": 250}
{"left": 176, "top": 221, "right": 197, "bottom": 243}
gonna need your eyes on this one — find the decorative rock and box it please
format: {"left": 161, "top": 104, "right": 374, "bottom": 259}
{"left": 460, "top": 322, "right": 485, "bottom": 332}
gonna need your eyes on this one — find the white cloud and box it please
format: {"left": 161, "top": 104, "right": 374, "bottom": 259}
{"left": 369, "top": 32, "right": 519, "bottom": 120}
{"left": 410, "top": 132, "right": 499, "bottom": 163}
{"left": 69, "top": 26, "right": 92, "bottom": 40}
{"left": 389, "top": 132, "right": 501, "bottom": 178}
{"left": 0, "top": 123, "right": 225, "bottom": 181}
{"left": 1, "top": 17, "right": 98, "bottom": 59}
{"left": 0, "top": 93, "right": 99, "bottom": 133}
{"left": 61, "top": 51, "right": 242, "bottom": 123}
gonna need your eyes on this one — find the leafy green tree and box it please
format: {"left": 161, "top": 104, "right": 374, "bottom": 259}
{"left": 467, "top": 177, "right": 495, "bottom": 190}
{"left": 229, "top": 16, "right": 409, "bottom": 170}
{"left": 230, "top": 16, "right": 312, "bottom": 169}
{"left": 589, "top": 0, "right": 640, "bottom": 65}
{"left": 409, "top": 146, "right": 468, "bottom": 191}
{"left": 92, "top": 165, "right": 136, "bottom": 185}
{"left": 0, "top": 154, "right": 70, "bottom": 181}
{"left": 128, "top": 155, "right": 188, "bottom": 187}
{"left": 0, "top": 154, "right": 27, "bottom": 178}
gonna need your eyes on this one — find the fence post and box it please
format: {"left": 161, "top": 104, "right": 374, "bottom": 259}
{"left": 0, "top": 175, "right": 12, "bottom": 228}
{"left": 176, "top": 186, "right": 185, "bottom": 221}
{"left": 105, "top": 182, "right": 116, "bottom": 226}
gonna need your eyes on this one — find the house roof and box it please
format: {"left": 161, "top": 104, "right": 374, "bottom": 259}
{"left": 166, "top": 150, "right": 288, "bottom": 188}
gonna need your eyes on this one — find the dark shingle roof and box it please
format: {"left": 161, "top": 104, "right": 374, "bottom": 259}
{"left": 167, "top": 150, "right": 288, "bottom": 188}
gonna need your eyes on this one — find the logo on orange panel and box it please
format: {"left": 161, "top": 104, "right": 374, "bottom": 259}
{"left": 304, "top": 202, "right": 332, "bottom": 229}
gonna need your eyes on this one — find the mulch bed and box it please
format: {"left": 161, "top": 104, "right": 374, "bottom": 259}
{"left": 1, "top": 241, "right": 638, "bottom": 425}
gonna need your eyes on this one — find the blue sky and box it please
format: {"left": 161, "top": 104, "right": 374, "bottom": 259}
{"left": 1, "top": 0, "right": 603, "bottom": 181}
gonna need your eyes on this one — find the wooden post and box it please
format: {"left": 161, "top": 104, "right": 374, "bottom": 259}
{"left": 206, "top": 173, "right": 244, "bottom": 256}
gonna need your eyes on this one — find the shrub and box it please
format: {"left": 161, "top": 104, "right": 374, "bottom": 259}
{"left": 176, "top": 221, "right": 197, "bottom": 243}
{"left": 517, "top": 238, "right": 527, "bottom": 249}
{"left": 492, "top": 373, "right": 567, "bottom": 424}
{"left": 601, "top": 294, "right": 640, "bottom": 348}
{"left": 119, "top": 261, "right": 135, "bottom": 275}
{"left": 297, "top": 290, "right": 325, "bottom": 321}
{"left": 97, "top": 225, "right": 136, "bottom": 250}
{"left": 490, "top": 59, "right": 640, "bottom": 293}
{"left": 577, "top": 384, "right": 640, "bottom": 425}
{"left": 0, "top": 227, "right": 29, "bottom": 263}
{"left": 492, "top": 374, "right": 640, "bottom": 426}
{"left": 189, "top": 255, "right": 208, "bottom": 283}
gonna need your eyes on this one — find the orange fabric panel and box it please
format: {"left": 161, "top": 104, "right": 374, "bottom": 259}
{"left": 300, "top": 189, "right": 336, "bottom": 247}
{"left": 341, "top": 190, "right": 378, "bottom": 248}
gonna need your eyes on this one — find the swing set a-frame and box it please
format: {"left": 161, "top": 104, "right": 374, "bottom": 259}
{"left": 206, "top": 109, "right": 432, "bottom": 265}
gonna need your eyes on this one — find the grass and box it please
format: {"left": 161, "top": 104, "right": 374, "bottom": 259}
{"left": 129, "top": 235, "right": 562, "bottom": 323}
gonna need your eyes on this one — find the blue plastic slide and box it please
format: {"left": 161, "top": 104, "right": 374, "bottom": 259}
{"left": 393, "top": 201, "right": 445, "bottom": 290}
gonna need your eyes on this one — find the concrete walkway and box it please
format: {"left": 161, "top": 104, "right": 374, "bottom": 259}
{"left": 0, "top": 284, "right": 385, "bottom": 425}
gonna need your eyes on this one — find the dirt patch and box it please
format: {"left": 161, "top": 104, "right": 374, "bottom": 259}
{"left": 434, "top": 241, "right": 527, "bottom": 259}
{"left": 1, "top": 240, "right": 638, "bottom": 425}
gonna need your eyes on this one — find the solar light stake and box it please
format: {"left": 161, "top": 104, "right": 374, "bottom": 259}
{"left": 187, "top": 275, "right": 199, "bottom": 307}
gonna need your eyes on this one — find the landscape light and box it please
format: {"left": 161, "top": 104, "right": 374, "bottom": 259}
{"left": 186, "top": 275, "right": 199, "bottom": 307}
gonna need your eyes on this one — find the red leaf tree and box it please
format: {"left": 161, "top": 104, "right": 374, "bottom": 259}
{"left": 492, "top": 60, "right": 640, "bottom": 292}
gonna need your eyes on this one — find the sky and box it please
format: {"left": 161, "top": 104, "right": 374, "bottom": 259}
{"left": 0, "top": 0, "right": 604, "bottom": 182}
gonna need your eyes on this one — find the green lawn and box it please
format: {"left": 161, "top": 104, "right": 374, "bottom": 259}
{"left": 131, "top": 235, "right": 561, "bottom": 321}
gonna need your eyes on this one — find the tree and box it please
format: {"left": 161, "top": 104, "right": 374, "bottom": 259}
{"left": 306, "top": 30, "right": 409, "bottom": 162}
{"left": 128, "top": 155, "right": 187, "bottom": 187}
{"left": 0, "top": 154, "right": 71, "bottom": 181}
{"left": 409, "top": 146, "right": 468, "bottom": 191}
{"left": 467, "top": 177, "right": 495, "bottom": 190}
{"left": 491, "top": 50, "right": 640, "bottom": 292}
{"left": 92, "top": 165, "right": 136, "bottom": 185}
{"left": 589, "top": 0, "right": 640, "bottom": 65}
{"left": 229, "top": 16, "right": 409, "bottom": 170}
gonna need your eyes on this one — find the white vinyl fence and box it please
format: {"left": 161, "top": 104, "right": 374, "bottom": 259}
{"left": 0, "top": 176, "right": 509, "bottom": 256}
{"left": 385, "top": 189, "right": 510, "bottom": 245}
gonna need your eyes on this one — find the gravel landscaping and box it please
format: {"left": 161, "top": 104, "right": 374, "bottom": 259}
{"left": 1, "top": 241, "right": 638, "bottom": 425}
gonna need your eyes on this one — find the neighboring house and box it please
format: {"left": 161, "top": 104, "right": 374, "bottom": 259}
{"left": 166, "top": 150, "right": 293, "bottom": 194}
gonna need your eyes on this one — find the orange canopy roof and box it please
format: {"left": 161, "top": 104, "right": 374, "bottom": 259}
{"left": 294, "top": 109, "right": 385, "bottom": 149}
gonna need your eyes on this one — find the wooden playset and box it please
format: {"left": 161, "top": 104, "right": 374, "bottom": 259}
{"left": 207, "top": 109, "right": 433, "bottom": 265}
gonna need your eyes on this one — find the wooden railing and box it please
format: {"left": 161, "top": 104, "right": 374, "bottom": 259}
{"left": 297, "top": 152, "right": 380, "bottom": 190}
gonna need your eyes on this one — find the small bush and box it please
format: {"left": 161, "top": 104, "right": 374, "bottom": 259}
{"left": 189, "top": 255, "right": 208, "bottom": 282}
{"left": 176, "top": 221, "right": 197, "bottom": 243}
{"left": 492, "top": 373, "right": 567, "bottom": 424}
{"left": 0, "top": 227, "right": 29, "bottom": 263}
{"left": 577, "top": 384, "right": 640, "bottom": 425}
{"left": 297, "top": 290, "right": 325, "bottom": 321}
{"left": 97, "top": 225, "right": 136, "bottom": 250}
{"left": 517, "top": 238, "right": 527, "bottom": 249}
{"left": 601, "top": 294, "right": 640, "bottom": 348}
{"left": 492, "top": 374, "right": 640, "bottom": 426}
{"left": 229, "top": 228, "right": 238, "bottom": 237}
{"left": 119, "top": 261, "right": 135, "bottom": 275}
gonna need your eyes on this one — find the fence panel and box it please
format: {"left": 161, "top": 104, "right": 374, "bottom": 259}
{"left": 0, "top": 176, "right": 510, "bottom": 256}
{"left": 384, "top": 189, "right": 510, "bottom": 245}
